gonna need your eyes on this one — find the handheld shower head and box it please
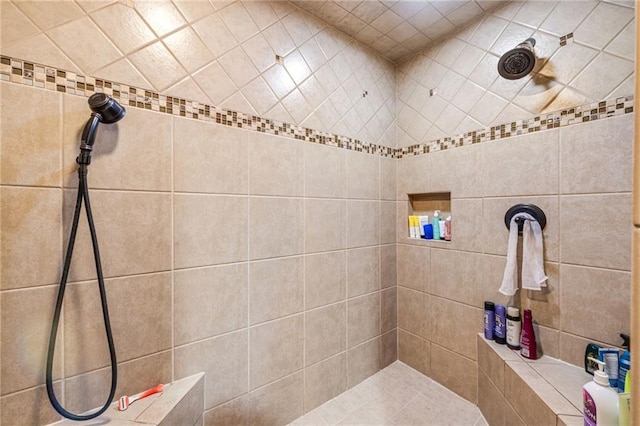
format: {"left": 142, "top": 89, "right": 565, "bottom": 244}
{"left": 497, "top": 38, "right": 536, "bottom": 80}
{"left": 78, "top": 94, "right": 126, "bottom": 165}
{"left": 88, "top": 93, "right": 126, "bottom": 124}
{"left": 48, "top": 92, "right": 124, "bottom": 421}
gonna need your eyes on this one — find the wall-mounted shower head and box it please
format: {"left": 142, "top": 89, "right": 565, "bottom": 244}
{"left": 78, "top": 94, "right": 126, "bottom": 165}
{"left": 497, "top": 38, "right": 536, "bottom": 80}
{"left": 88, "top": 93, "right": 126, "bottom": 124}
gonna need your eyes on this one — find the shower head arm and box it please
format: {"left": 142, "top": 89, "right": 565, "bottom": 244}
{"left": 77, "top": 113, "right": 101, "bottom": 165}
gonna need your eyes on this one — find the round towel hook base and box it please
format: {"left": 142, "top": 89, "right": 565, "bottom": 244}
{"left": 504, "top": 204, "right": 546, "bottom": 235}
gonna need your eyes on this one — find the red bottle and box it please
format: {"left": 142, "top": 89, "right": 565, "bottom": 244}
{"left": 520, "top": 309, "right": 537, "bottom": 359}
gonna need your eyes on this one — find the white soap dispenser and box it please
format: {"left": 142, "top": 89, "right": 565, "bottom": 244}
{"left": 583, "top": 357, "right": 619, "bottom": 426}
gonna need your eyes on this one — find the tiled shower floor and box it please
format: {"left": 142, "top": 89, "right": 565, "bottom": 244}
{"left": 290, "top": 362, "right": 487, "bottom": 425}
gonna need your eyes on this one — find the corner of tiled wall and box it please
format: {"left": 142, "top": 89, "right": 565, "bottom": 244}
{"left": 395, "top": 0, "right": 635, "bottom": 150}
{"left": 396, "top": 112, "right": 634, "bottom": 404}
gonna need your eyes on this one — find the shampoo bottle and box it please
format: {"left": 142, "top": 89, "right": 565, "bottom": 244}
{"left": 494, "top": 304, "right": 506, "bottom": 344}
{"left": 484, "top": 301, "right": 495, "bottom": 340}
{"left": 520, "top": 309, "right": 537, "bottom": 359}
{"left": 583, "top": 358, "right": 619, "bottom": 426}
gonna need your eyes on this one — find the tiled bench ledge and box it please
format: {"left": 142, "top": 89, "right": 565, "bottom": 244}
{"left": 477, "top": 334, "right": 592, "bottom": 426}
{"left": 51, "top": 372, "right": 204, "bottom": 426}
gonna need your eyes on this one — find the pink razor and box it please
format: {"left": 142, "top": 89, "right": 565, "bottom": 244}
{"left": 117, "top": 384, "right": 164, "bottom": 411}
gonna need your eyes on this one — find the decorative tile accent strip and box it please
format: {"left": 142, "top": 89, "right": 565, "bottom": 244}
{"left": 0, "top": 55, "right": 634, "bottom": 160}
{"left": 0, "top": 55, "right": 396, "bottom": 158}
{"left": 559, "top": 32, "right": 574, "bottom": 46}
{"left": 400, "top": 96, "right": 634, "bottom": 157}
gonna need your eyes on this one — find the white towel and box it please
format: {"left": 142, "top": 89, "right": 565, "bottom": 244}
{"left": 499, "top": 212, "right": 548, "bottom": 296}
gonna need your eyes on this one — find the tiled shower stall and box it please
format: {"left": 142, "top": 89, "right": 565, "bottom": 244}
{"left": 0, "top": 0, "right": 635, "bottom": 425}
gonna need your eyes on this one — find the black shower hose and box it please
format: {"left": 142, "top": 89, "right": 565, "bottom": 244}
{"left": 45, "top": 162, "right": 117, "bottom": 421}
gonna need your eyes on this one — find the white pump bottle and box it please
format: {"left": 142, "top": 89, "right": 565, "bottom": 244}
{"left": 583, "top": 357, "right": 619, "bottom": 426}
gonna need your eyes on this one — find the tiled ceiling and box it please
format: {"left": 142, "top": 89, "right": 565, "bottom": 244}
{"left": 291, "top": 0, "right": 505, "bottom": 63}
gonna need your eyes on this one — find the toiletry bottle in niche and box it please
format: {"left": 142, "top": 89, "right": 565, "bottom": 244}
{"left": 424, "top": 224, "right": 434, "bottom": 239}
{"left": 506, "top": 307, "right": 521, "bottom": 350}
{"left": 494, "top": 304, "right": 506, "bottom": 344}
{"left": 432, "top": 211, "right": 441, "bottom": 240}
{"left": 583, "top": 358, "right": 619, "bottom": 426}
{"left": 520, "top": 309, "right": 537, "bottom": 359}
{"left": 444, "top": 215, "right": 451, "bottom": 241}
{"left": 438, "top": 213, "right": 446, "bottom": 240}
{"left": 412, "top": 216, "right": 420, "bottom": 238}
{"left": 484, "top": 301, "right": 495, "bottom": 340}
{"left": 419, "top": 216, "right": 429, "bottom": 238}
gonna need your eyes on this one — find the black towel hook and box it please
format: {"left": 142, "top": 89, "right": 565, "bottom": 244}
{"left": 504, "top": 204, "right": 546, "bottom": 235}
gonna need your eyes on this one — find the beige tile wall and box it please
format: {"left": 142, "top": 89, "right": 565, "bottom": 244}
{"left": 0, "top": 82, "right": 396, "bottom": 425}
{"left": 396, "top": 0, "right": 635, "bottom": 148}
{"left": 396, "top": 113, "right": 634, "bottom": 404}
{"left": 0, "top": 0, "right": 637, "bottom": 424}
{"left": 0, "top": 0, "right": 396, "bottom": 148}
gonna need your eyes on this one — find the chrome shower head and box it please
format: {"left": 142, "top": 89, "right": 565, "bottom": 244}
{"left": 497, "top": 38, "right": 536, "bottom": 80}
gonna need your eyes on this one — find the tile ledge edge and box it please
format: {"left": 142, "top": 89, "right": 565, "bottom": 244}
{"left": 478, "top": 333, "right": 583, "bottom": 422}
{"left": 47, "top": 372, "right": 205, "bottom": 426}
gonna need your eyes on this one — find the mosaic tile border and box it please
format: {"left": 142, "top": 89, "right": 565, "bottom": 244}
{"left": 1, "top": 55, "right": 634, "bottom": 160}
{"left": 399, "top": 95, "right": 634, "bottom": 157}
{"left": 0, "top": 55, "right": 395, "bottom": 158}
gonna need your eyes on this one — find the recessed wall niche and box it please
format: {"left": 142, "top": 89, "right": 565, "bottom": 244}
{"left": 407, "top": 192, "right": 451, "bottom": 242}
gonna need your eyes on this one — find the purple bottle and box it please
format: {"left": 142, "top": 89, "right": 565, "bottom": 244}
{"left": 494, "top": 304, "right": 507, "bottom": 344}
{"left": 484, "top": 301, "right": 495, "bottom": 340}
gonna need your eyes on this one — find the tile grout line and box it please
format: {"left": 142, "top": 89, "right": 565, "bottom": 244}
{"left": 246, "top": 131, "right": 251, "bottom": 396}
{"left": 170, "top": 115, "right": 175, "bottom": 385}
{"left": 301, "top": 132, "right": 307, "bottom": 416}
